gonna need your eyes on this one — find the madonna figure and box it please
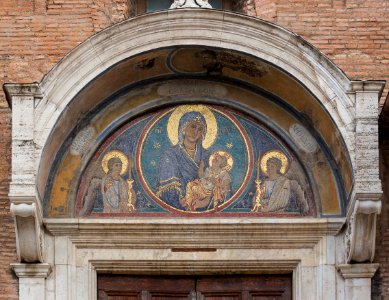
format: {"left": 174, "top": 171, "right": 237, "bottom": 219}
{"left": 156, "top": 111, "right": 210, "bottom": 210}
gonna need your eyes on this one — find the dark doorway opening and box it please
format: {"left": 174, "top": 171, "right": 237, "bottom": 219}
{"left": 98, "top": 275, "right": 292, "bottom": 299}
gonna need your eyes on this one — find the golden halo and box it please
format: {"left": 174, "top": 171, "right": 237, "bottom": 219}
{"left": 167, "top": 105, "right": 217, "bottom": 149}
{"left": 101, "top": 150, "right": 128, "bottom": 175}
{"left": 260, "top": 150, "right": 289, "bottom": 176}
{"left": 209, "top": 150, "right": 234, "bottom": 172}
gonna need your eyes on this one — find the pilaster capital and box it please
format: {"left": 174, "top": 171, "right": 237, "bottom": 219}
{"left": 349, "top": 80, "right": 385, "bottom": 94}
{"left": 349, "top": 80, "right": 385, "bottom": 119}
{"left": 3, "top": 83, "right": 43, "bottom": 109}
{"left": 11, "top": 263, "right": 51, "bottom": 278}
{"left": 337, "top": 263, "right": 379, "bottom": 279}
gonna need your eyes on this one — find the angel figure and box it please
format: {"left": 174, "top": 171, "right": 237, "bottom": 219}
{"left": 253, "top": 151, "right": 309, "bottom": 213}
{"left": 79, "top": 150, "right": 136, "bottom": 215}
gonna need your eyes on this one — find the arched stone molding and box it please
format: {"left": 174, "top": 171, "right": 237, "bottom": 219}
{"left": 35, "top": 9, "right": 354, "bottom": 167}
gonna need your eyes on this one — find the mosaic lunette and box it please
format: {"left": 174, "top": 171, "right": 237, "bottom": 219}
{"left": 76, "top": 104, "right": 313, "bottom": 216}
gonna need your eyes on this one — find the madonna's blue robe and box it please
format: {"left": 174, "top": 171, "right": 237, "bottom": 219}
{"left": 157, "top": 144, "right": 208, "bottom": 210}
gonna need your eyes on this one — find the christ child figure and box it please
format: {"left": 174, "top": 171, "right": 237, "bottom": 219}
{"left": 181, "top": 151, "right": 232, "bottom": 211}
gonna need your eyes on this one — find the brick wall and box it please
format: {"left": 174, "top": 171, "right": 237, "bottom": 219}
{"left": 0, "top": 110, "right": 17, "bottom": 299}
{"left": 249, "top": 0, "right": 389, "bottom": 105}
{"left": 0, "top": 0, "right": 388, "bottom": 298}
{"left": 0, "top": 0, "right": 129, "bottom": 109}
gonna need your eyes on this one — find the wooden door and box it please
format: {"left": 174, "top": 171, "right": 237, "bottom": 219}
{"left": 196, "top": 276, "right": 292, "bottom": 300}
{"left": 98, "top": 276, "right": 195, "bottom": 300}
{"left": 98, "top": 275, "right": 292, "bottom": 300}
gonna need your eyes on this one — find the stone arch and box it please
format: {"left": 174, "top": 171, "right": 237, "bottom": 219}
{"left": 30, "top": 9, "right": 362, "bottom": 205}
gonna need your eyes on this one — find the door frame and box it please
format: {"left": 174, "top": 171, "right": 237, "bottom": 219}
{"left": 43, "top": 218, "right": 344, "bottom": 299}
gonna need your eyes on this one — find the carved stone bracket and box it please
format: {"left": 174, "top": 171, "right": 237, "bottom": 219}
{"left": 170, "top": 0, "right": 212, "bottom": 9}
{"left": 10, "top": 202, "right": 44, "bottom": 263}
{"left": 346, "top": 199, "right": 381, "bottom": 263}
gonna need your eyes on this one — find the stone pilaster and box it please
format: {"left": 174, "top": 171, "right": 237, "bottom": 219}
{"left": 11, "top": 263, "right": 51, "bottom": 300}
{"left": 4, "top": 83, "right": 45, "bottom": 263}
{"left": 346, "top": 81, "right": 385, "bottom": 263}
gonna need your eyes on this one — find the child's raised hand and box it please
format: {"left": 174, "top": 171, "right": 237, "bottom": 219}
{"left": 199, "top": 160, "right": 205, "bottom": 177}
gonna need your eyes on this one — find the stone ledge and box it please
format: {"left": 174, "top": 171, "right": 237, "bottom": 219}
{"left": 90, "top": 259, "right": 300, "bottom": 275}
{"left": 44, "top": 218, "right": 345, "bottom": 249}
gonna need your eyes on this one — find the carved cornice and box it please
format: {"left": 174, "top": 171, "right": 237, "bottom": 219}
{"left": 44, "top": 218, "right": 345, "bottom": 249}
